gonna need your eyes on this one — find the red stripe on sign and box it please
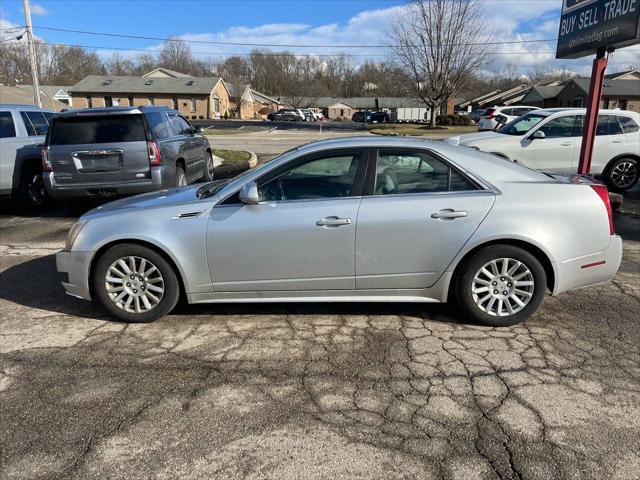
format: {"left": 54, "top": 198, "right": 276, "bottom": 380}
{"left": 581, "top": 261, "right": 606, "bottom": 269}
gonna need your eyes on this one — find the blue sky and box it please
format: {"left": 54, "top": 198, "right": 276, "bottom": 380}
{"left": 1, "top": 0, "right": 638, "bottom": 74}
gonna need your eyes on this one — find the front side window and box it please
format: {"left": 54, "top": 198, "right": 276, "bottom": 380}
{"left": 20, "top": 111, "right": 50, "bottom": 136}
{"left": 536, "top": 115, "right": 579, "bottom": 138}
{"left": 169, "top": 115, "right": 193, "bottom": 136}
{"left": 375, "top": 150, "right": 476, "bottom": 195}
{"left": 0, "top": 112, "right": 16, "bottom": 138}
{"left": 498, "top": 113, "right": 546, "bottom": 136}
{"left": 258, "top": 152, "right": 364, "bottom": 202}
{"left": 49, "top": 115, "right": 147, "bottom": 145}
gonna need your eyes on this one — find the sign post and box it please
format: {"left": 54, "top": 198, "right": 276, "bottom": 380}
{"left": 556, "top": 0, "right": 640, "bottom": 175}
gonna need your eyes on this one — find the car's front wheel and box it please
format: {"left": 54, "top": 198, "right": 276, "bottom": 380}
{"left": 93, "top": 244, "right": 180, "bottom": 323}
{"left": 454, "top": 245, "right": 546, "bottom": 327}
{"left": 604, "top": 157, "right": 638, "bottom": 192}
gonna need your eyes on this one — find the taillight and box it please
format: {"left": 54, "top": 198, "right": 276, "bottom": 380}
{"left": 148, "top": 141, "right": 162, "bottom": 167}
{"left": 485, "top": 109, "right": 496, "bottom": 119}
{"left": 590, "top": 184, "right": 614, "bottom": 235}
{"left": 42, "top": 146, "right": 52, "bottom": 172}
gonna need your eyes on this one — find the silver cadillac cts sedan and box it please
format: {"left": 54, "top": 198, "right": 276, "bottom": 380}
{"left": 56, "top": 137, "right": 622, "bottom": 327}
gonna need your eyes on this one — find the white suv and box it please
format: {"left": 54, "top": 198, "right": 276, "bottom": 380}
{"left": 445, "top": 108, "right": 640, "bottom": 191}
{"left": 478, "top": 105, "right": 540, "bottom": 131}
{"left": 0, "top": 104, "right": 54, "bottom": 209}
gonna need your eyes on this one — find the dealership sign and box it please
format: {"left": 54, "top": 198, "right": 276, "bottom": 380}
{"left": 556, "top": 0, "right": 640, "bottom": 58}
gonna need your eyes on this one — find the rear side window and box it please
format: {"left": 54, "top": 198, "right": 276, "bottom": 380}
{"left": 619, "top": 116, "right": 640, "bottom": 134}
{"left": 375, "top": 150, "right": 477, "bottom": 195}
{"left": 0, "top": 112, "right": 16, "bottom": 138}
{"left": 50, "top": 115, "right": 147, "bottom": 145}
{"left": 596, "top": 115, "right": 623, "bottom": 136}
{"left": 145, "top": 112, "right": 172, "bottom": 139}
{"left": 20, "top": 111, "right": 51, "bottom": 136}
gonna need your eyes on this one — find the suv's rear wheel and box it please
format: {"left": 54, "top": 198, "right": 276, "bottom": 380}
{"left": 604, "top": 157, "right": 638, "bottom": 192}
{"left": 175, "top": 166, "right": 187, "bottom": 187}
{"left": 454, "top": 245, "right": 546, "bottom": 327}
{"left": 93, "top": 244, "right": 180, "bottom": 323}
{"left": 202, "top": 152, "right": 214, "bottom": 181}
{"left": 18, "top": 164, "right": 48, "bottom": 211}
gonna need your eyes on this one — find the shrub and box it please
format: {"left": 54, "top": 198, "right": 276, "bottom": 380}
{"left": 436, "top": 114, "right": 472, "bottom": 126}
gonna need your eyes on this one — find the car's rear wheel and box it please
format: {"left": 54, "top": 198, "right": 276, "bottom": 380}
{"left": 175, "top": 166, "right": 187, "bottom": 187}
{"left": 202, "top": 152, "right": 214, "bottom": 181}
{"left": 454, "top": 245, "right": 546, "bottom": 327}
{"left": 93, "top": 244, "right": 180, "bottom": 323}
{"left": 18, "top": 164, "right": 48, "bottom": 211}
{"left": 604, "top": 157, "right": 638, "bottom": 192}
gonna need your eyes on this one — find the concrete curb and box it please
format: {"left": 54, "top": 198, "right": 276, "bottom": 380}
{"left": 248, "top": 151, "right": 258, "bottom": 168}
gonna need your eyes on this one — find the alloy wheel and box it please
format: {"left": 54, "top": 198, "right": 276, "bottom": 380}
{"left": 104, "top": 256, "right": 165, "bottom": 313}
{"left": 27, "top": 173, "right": 46, "bottom": 206}
{"left": 471, "top": 258, "right": 534, "bottom": 317}
{"left": 610, "top": 161, "right": 637, "bottom": 189}
{"left": 206, "top": 154, "right": 215, "bottom": 179}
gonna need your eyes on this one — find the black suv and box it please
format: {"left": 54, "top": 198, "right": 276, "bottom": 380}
{"left": 43, "top": 106, "right": 213, "bottom": 200}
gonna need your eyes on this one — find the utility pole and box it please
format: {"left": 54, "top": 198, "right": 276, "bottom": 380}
{"left": 22, "top": 0, "right": 42, "bottom": 108}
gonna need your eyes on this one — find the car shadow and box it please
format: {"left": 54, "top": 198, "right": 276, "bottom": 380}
{"left": 0, "top": 254, "right": 465, "bottom": 325}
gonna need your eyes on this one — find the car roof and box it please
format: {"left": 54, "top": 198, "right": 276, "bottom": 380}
{"left": 0, "top": 103, "right": 54, "bottom": 113}
{"left": 535, "top": 107, "right": 640, "bottom": 119}
{"left": 54, "top": 105, "right": 177, "bottom": 117}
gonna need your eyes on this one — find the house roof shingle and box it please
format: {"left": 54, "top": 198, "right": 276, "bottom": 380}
{"left": 571, "top": 78, "right": 640, "bottom": 97}
{"left": 69, "top": 75, "right": 222, "bottom": 95}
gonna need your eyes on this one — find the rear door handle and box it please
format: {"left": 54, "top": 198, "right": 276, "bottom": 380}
{"left": 560, "top": 142, "right": 572, "bottom": 147}
{"left": 431, "top": 209, "right": 468, "bottom": 219}
{"left": 316, "top": 216, "right": 352, "bottom": 227}
{"left": 612, "top": 140, "right": 623, "bottom": 144}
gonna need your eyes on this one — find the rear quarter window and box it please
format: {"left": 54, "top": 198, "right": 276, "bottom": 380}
{"left": 50, "top": 115, "right": 147, "bottom": 145}
{"left": 619, "top": 116, "right": 640, "bottom": 134}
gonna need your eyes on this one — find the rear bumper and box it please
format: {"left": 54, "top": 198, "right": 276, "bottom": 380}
{"left": 44, "top": 167, "right": 167, "bottom": 199}
{"left": 56, "top": 250, "right": 93, "bottom": 300}
{"left": 553, "top": 235, "right": 623, "bottom": 295}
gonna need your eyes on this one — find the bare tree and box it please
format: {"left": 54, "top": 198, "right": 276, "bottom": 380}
{"left": 159, "top": 37, "right": 194, "bottom": 74}
{"left": 388, "top": 0, "right": 491, "bottom": 126}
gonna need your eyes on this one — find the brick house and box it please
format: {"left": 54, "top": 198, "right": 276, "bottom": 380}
{"left": 556, "top": 77, "right": 640, "bottom": 112}
{"left": 228, "top": 84, "right": 282, "bottom": 119}
{"left": 69, "top": 72, "right": 230, "bottom": 120}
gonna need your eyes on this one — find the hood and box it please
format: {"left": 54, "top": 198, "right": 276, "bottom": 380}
{"left": 444, "top": 131, "right": 507, "bottom": 146}
{"left": 81, "top": 184, "right": 208, "bottom": 219}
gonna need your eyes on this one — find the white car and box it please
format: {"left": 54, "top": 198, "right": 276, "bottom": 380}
{"left": 445, "top": 108, "right": 640, "bottom": 191}
{"left": 478, "top": 105, "right": 540, "bottom": 131}
{"left": 0, "top": 104, "right": 54, "bottom": 209}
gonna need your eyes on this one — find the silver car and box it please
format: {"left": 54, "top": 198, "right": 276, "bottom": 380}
{"left": 56, "top": 137, "right": 622, "bottom": 326}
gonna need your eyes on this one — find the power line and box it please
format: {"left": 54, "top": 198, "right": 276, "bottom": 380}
{"left": 32, "top": 25, "right": 560, "bottom": 48}
{"left": 0, "top": 40, "right": 567, "bottom": 57}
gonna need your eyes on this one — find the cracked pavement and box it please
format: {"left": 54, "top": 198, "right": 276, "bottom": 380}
{"left": 1, "top": 196, "right": 639, "bottom": 480}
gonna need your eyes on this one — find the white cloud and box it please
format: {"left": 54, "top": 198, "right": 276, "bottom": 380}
{"left": 30, "top": 3, "right": 49, "bottom": 16}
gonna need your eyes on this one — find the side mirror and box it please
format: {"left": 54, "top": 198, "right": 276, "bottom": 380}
{"left": 531, "top": 130, "right": 546, "bottom": 140}
{"left": 239, "top": 181, "right": 262, "bottom": 205}
{"left": 194, "top": 125, "right": 203, "bottom": 134}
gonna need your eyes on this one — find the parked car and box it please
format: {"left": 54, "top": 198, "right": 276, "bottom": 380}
{"left": 469, "top": 109, "right": 486, "bottom": 123}
{"left": 352, "top": 111, "right": 391, "bottom": 123}
{"left": 444, "top": 108, "right": 640, "bottom": 191}
{"left": 43, "top": 106, "right": 213, "bottom": 201}
{"left": 269, "top": 109, "right": 305, "bottom": 122}
{"left": 478, "top": 106, "right": 540, "bottom": 131}
{"left": 299, "top": 108, "right": 319, "bottom": 121}
{"left": 57, "top": 136, "right": 621, "bottom": 326}
{"left": 0, "top": 104, "right": 54, "bottom": 210}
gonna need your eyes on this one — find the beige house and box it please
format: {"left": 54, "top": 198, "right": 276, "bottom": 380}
{"left": 69, "top": 71, "right": 230, "bottom": 119}
{"left": 228, "top": 84, "right": 282, "bottom": 119}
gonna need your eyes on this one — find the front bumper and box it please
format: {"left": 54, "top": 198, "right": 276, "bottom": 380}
{"left": 553, "top": 235, "right": 623, "bottom": 295}
{"left": 56, "top": 250, "right": 94, "bottom": 300}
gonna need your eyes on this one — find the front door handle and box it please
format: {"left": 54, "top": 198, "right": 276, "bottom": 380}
{"left": 316, "top": 216, "right": 352, "bottom": 227}
{"left": 612, "top": 140, "right": 623, "bottom": 144}
{"left": 431, "top": 209, "right": 468, "bottom": 219}
{"left": 561, "top": 142, "right": 572, "bottom": 147}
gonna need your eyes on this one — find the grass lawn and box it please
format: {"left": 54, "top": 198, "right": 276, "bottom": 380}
{"left": 367, "top": 124, "right": 479, "bottom": 136}
{"left": 214, "top": 149, "right": 252, "bottom": 164}
{"left": 213, "top": 149, "right": 253, "bottom": 179}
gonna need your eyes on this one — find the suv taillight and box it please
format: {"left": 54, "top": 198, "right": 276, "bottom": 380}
{"left": 590, "top": 184, "right": 614, "bottom": 235}
{"left": 148, "top": 141, "right": 162, "bottom": 167}
{"left": 42, "top": 146, "right": 52, "bottom": 172}
{"left": 485, "top": 108, "right": 496, "bottom": 119}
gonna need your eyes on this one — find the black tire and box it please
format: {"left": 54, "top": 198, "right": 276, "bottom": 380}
{"left": 92, "top": 244, "right": 180, "bottom": 323}
{"left": 175, "top": 165, "right": 187, "bottom": 187}
{"left": 17, "top": 164, "right": 48, "bottom": 211}
{"left": 202, "top": 151, "right": 215, "bottom": 182}
{"left": 453, "top": 245, "right": 546, "bottom": 327}
{"left": 603, "top": 157, "right": 639, "bottom": 192}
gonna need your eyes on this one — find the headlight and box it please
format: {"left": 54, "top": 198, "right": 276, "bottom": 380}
{"left": 65, "top": 221, "right": 88, "bottom": 251}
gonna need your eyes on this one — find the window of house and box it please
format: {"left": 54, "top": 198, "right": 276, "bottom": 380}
{"left": 191, "top": 98, "right": 197, "bottom": 112}
{"left": 128, "top": 96, "right": 134, "bottom": 106}
{"left": 20, "top": 111, "right": 50, "bottom": 136}
{"left": 86, "top": 96, "right": 93, "bottom": 108}
{"left": 571, "top": 98, "right": 584, "bottom": 107}
{"left": 148, "top": 96, "right": 155, "bottom": 106}
{"left": 0, "top": 112, "right": 16, "bottom": 138}
{"left": 173, "top": 97, "right": 179, "bottom": 110}
{"left": 374, "top": 150, "right": 476, "bottom": 195}
{"left": 258, "top": 152, "right": 364, "bottom": 202}
{"left": 104, "top": 96, "right": 113, "bottom": 107}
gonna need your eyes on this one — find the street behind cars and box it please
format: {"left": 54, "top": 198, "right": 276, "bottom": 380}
{"left": 445, "top": 108, "right": 640, "bottom": 191}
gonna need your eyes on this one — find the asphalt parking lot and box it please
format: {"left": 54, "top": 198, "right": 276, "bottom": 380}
{"left": 1, "top": 180, "right": 639, "bottom": 479}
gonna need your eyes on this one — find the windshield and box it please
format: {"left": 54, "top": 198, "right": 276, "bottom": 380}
{"left": 497, "top": 113, "right": 546, "bottom": 136}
